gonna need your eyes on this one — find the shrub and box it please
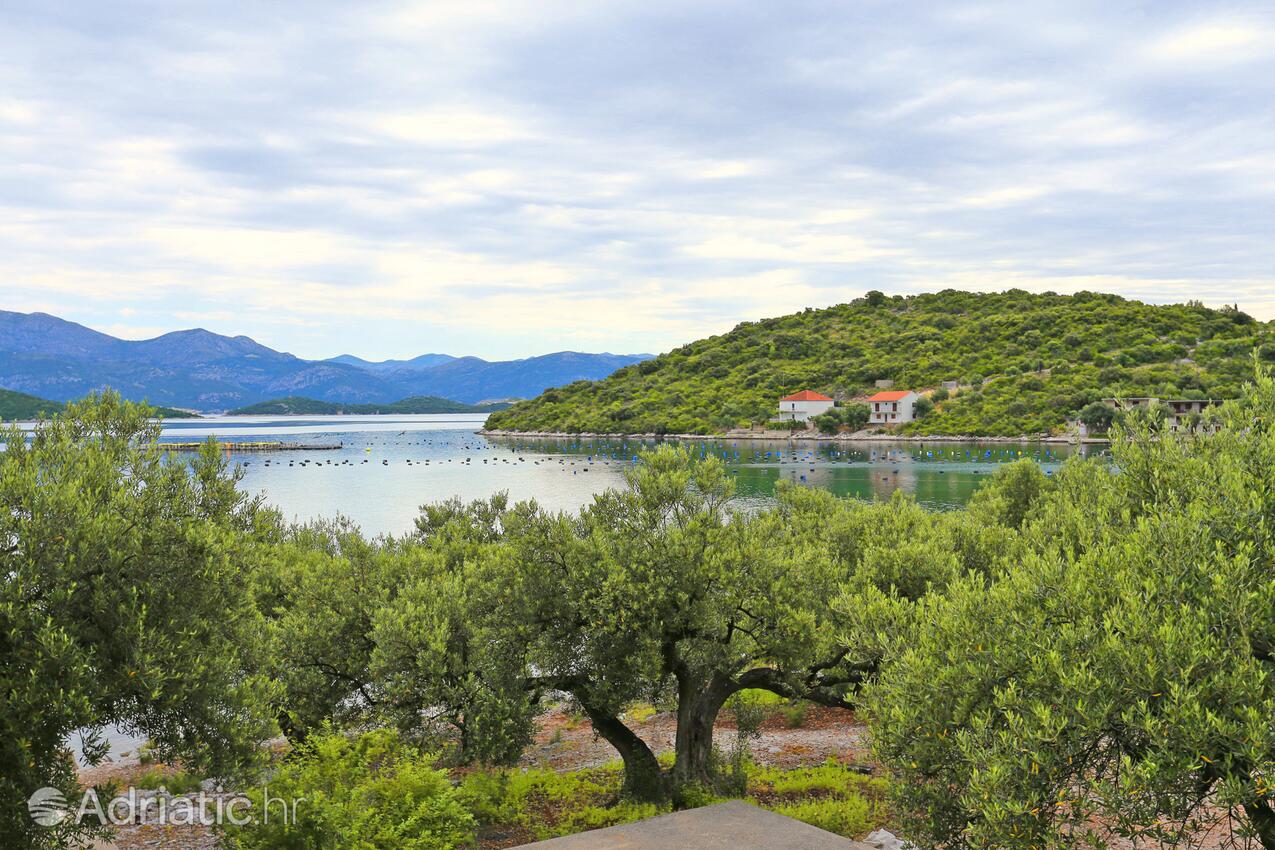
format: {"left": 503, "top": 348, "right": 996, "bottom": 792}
{"left": 1077, "top": 399, "right": 1119, "bottom": 432}
{"left": 219, "top": 728, "right": 474, "bottom": 850}
{"left": 840, "top": 402, "right": 870, "bottom": 431}
{"left": 624, "top": 703, "right": 657, "bottom": 723}
{"left": 813, "top": 411, "right": 841, "bottom": 435}
{"left": 769, "top": 796, "right": 873, "bottom": 837}
{"left": 556, "top": 801, "right": 661, "bottom": 834}
{"left": 458, "top": 764, "right": 655, "bottom": 840}
{"left": 781, "top": 703, "right": 808, "bottom": 729}
{"left": 132, "top": 769, "right": 203, "bottom": 795}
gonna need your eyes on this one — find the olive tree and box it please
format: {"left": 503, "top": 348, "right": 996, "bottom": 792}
{"left": 868, "top": 369, "right": 1275, "bottom": 849}
{"left": 474, "top": 446, "right": 864, "bottom": 800}
{"left": 1, "top": 394, "right": 277, "bottom": 850}
{"left": 1077, "top": 399, "right": 1119, "bottom": 433}
{"left": 372, "top": 495, "right": 538, "bottom": 765}
{"left": 253, "top": 519, "right": 396, "bottom": 739}
{"left": 261, "top": 497, "right": 537, "bottom": 765}
{"left": 406, "top": 446, "right": 1010, "bottom": 801}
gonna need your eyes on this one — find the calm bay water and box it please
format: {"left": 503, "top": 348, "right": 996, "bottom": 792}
{"left": 158, "top": 414, "right": 1102, "bottom": 537}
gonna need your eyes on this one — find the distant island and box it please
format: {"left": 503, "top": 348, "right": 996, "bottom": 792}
{"left": 0, "top": 388, "right": 64, "bottom": 420}
{"left": 1, "top": 388, "right": 197, "bottom": 421}
{"left": 484, "top": 290, "right": 1275, "bottom": 438}
{"left": 228, "top": 395, "right": 512, "bottom": 415}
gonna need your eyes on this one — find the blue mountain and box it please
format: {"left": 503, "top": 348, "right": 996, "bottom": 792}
{"left": 0, "top": 311, "right": 650, "bottom": 410}
{"left": 324, "top": 353, "right": 457, "bottom": 373}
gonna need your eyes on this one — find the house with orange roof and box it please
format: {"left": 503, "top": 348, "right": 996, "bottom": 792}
{"left": 776, "top": 390, "right": 834, "bottom": 423}
{"left": 868, "top": 389, "right": 919, "bottom": 425}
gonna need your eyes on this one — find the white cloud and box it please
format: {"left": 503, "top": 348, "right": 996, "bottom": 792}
{"left": 0, "top": 0, "right": 1272, "bottom": 361}
{"left": 369, "top": 109, "right": 533, "bottom": 146}
{"left": 1144, "top": 20, "right": 1275, "bottom": 64}
{"left": 143, "top": 226, "right": 355, "bottom": 269}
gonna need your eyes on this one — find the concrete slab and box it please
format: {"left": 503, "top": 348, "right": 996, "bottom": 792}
{"left": 511, "top": 800, "right": 870, "bottom": 849}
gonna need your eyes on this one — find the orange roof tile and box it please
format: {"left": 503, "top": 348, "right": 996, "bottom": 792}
{"left": 868, "top": 390, "right": 912, "bottom": 401}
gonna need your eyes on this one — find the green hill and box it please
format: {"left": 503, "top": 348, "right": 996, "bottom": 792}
{"left": 483, "top": 290, "right": 1275, "bottom": 437}
{"left": 229, "top": 395, "right": 512, "bottom": 415}
{"left": 149, "top": 406, "right": 200, "bottom": 418}
{"left": 0, "top": 388, "right": 64, "bottom": 420}
{"left": 0, "top": 389, "right": 198, "bottom": 420}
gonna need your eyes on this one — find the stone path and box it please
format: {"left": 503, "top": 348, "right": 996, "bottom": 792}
{"left": 511, "top": 801, "right": 868, "bottom": 849}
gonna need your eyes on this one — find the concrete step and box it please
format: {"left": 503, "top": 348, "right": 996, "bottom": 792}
{"left": 512, "top": 800, "right": 871, "bottom": 849}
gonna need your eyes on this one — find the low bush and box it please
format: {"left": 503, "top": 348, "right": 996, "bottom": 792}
{"left": 750, "top": 761, "right": 889, "bottom": 837}
{"left": 219, "top": 728, "right": 474, "bottom": 850}
{"left": 781, "top": 703, "right": 808, "bottom": 728}
{"left": 623, "top": 702, "right": 657, "bottom": 723}
{"left": 131, "top": 768, "right": 202, "bottom": 795}
{"left": 771, "top": 796, "right": 874, "bottom": 836}
{"left": 460, "top": 764, "right": 651, "bottom": 840}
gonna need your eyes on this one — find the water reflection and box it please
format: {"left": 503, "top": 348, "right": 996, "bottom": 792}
{"left": 138, "top": 416, "right": 1104, "bottom": 536}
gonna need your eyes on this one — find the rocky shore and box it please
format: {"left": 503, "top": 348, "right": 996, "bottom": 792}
{"left": 479, "top": 428, "right": 1105, "bottom": 445}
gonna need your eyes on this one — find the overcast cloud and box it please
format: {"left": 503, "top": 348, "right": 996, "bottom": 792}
{"left": 1, "top": 0, "right": 1273, "bottom": 359}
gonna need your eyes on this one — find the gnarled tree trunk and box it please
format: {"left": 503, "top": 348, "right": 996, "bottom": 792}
{"left": 670, "top": 670, "right": 736, "bottom": 789}
{"left": 577, "top": 699, "right": 666, "bottom": 802}
{"left": 1244, "top": 798, "right": 1275, "bottom": 850}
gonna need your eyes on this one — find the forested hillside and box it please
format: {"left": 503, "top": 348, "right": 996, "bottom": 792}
{"left": 0, "top": 388, "right": 63, "bottom": 420}
{"left": 0, "top": 389, "right": 195, "bottom": 420}
{"left": 485, "top": 290, "right": 1275, "bottom": 436}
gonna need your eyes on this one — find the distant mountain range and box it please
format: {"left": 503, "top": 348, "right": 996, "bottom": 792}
{"left": 227, "top": 395, "right": 510, "bottom": 416}
{"left": 0, "top": 311, "right": 651, "bottom": 411}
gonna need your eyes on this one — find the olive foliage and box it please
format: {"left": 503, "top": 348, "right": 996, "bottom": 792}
{"left": 868, "top": 369, "right": 1275, "bottom": 849}
{"left": 0, "top": 395, "right": 277, "bottom": 850}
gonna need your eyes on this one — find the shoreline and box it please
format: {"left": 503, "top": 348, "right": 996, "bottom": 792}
{"left": 162, "top": 440, "right": 343, "bottom": 452}
{"left": 478, "top": 428, "right": 1107, "bottom": 445}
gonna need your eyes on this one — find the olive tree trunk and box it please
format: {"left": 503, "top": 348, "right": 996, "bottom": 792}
{"left": 670, "top": 671, "right": 736, "bottom": 789}
{"left": 577, "top": 700, "right": 666, "bottom": 802}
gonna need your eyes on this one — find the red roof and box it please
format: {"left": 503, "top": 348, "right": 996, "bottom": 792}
{"left": 868, "top": 390, "right": 912, "bottom": 401}
{"left": 780, "top": 390, "right": 833, "bottom": 402}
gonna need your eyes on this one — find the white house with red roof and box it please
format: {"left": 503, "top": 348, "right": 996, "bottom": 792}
{"left": 868, "top": 390, "right": 919, "bottom": 425}
{"left": 776, "top": 390, "right": 834, "bottom": 422}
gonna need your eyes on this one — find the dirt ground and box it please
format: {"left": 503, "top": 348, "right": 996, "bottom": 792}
{"left": 515, "top": 704, "right": 873, "bottom": 774}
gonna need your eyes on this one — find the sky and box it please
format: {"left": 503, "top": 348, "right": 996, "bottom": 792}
{"left": 1, "top": 1, "right": 1273, "bottom": 361}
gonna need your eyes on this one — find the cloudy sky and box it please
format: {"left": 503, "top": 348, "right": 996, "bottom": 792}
{"left": 1, "top": 1, "right": 1273, "bottom": 360}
